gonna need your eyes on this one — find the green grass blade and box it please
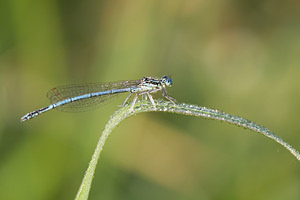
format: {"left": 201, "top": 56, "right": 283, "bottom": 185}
{"left": 75, "top": 100, "right": 300, "bottom": 200}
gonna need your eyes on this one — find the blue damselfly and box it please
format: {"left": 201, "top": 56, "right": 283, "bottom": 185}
{"left": 21, "top": 75, "right": 176, "bottom": 122}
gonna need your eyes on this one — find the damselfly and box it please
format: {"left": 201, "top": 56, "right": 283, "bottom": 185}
{"left": 20, "top": 75, "right": 176, "bottom": 122}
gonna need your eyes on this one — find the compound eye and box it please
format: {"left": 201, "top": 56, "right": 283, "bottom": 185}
{"left": 166, "top": 78, "right": 172, "bottom": 86}
{"left": 161, "top": 75, "right": 172, "bottom": 86}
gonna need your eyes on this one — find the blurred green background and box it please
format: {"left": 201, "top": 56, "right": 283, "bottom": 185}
{"left": 1, "top": 0, "right": 300, "bottom": 199}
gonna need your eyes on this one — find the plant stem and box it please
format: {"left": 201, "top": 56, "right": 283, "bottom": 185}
{"left": 75, "top": 100, "right": 300, "bottom": 200}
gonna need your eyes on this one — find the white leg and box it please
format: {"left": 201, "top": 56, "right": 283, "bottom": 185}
{"left": 147, "top": 93, "right": 156, "bottom": 110}
{"left": 130, "top": 94, "right": 139, "bottom": 111}
{"left": 122, "top": 93, "right": 132, "bottom": 107}
{"left": 149, "top": 88, "right": 160, "bottom": 94}
{"left": 129, "top": 90, "right": 152, "bottom": 111}
{"left": 162, "top": 87, "right": 177, "bottom": 105}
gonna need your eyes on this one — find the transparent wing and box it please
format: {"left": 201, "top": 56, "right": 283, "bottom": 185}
{"left": 46, "top": 80, "right": 140, "bottom": 112}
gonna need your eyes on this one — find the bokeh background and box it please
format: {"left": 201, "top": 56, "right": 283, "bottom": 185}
{"left": 1, "top": 0, "right": 300, "bottom": 199}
